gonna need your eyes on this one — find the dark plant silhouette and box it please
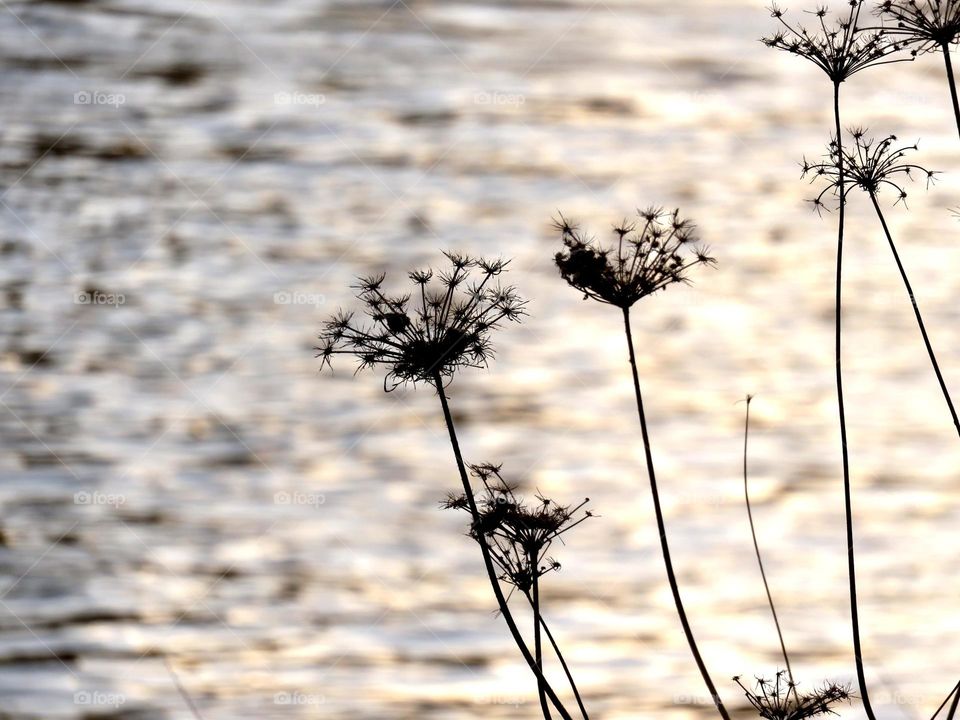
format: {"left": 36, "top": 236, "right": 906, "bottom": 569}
{"left": 734, "top": 673, "right": 852, "bottom": 720}
{"left": 933, "top": 680, "right": 960, "bottom": 719}
{"left": 738, "top": 397, "right": 855, "bottom": 719}
{"left": 317, "top": 253, "right": 523, "bottom": 390}
{"left": 554, "top": 209, "right": 729, "bottom": 720}
{"left": 741, "top": 396, "right": 795, "bottom": 692}
{"left": 763, "top": 7, "right": 908, "bottom": 717}
{"left": 876, "top": 0, "right": 960, "bottom": 136}
{"left": 803, "top": 130, "right": 960, "bottom": 440}
{"left": 318, "top": 255, "right": 578, "bottom": 720}
{"left": 444, "top": 464, "right": 593, "bottom": 719}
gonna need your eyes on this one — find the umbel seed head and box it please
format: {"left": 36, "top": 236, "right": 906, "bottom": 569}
{"left": 877, "top": 0, "right": 960, "bottom": 54}
{"left": 762, "top": 0, "right": 909, "bottom": 83}
{"left": 802, "top": 128, "right": 938, "bottom": 212}
{"left": 317, "top": 253, "right": 526, "bottom": 391}
{"left": 734, "top": 672, "right": 852, "bottom": 720}
{"left": 554, "top": 207, "right": 715, "bottom": 309}
{"left": 442, "top": 463, "right": 593, "bottom": 592}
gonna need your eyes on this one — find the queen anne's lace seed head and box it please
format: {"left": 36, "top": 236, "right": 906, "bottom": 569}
{"left": 733, "top": 672, "right": 852, "bottom": 720}
{"left": 554, "top": 207, "right": 714, "bottom": 309}
{"left": 762, "top": 1, "right": 909, "bottom": 83}
{"left": 877, "top": 0, "right": 960, "bottom": 54}
{"left": 317, "top": 253, "right": 525, "bottom": 390}
{"left": 442, "top": 464, "right": 592, "bottom": 592}
{"left": 802, "top": 128, "right": 938, "bottom": 212}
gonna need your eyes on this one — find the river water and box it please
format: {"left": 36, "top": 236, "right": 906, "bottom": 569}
{"left": 2, "top": 0, "right": 960, "bottom": 718}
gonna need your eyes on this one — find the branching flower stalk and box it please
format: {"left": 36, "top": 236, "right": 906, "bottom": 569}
{"left": 318, "top": 254, "right": 577, "bottom": 720}
{"left": 803, "top": 130, "right": 960, "bottom": 439}
{"left": 554, "top": 209, "right": 730, "bottom": 720}
{"left": 763, "top": 7, "right": 907, "bottom": 717}
{"left": 444, "top": 465, "right": 593, "bottom": 720}
{"left": 876, "top": 0, "right": 960, "bottom": 137}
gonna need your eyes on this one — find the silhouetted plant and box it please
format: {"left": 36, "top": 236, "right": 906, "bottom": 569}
{"left": 738, "top": 397, "right": 856, "bottom": 718}
{"left": 876, "top": 0, "right": 960, "bottom": 136}
{"left": 763, "top": 7, "right": 908, "bottom": 717}
{"left": 803, "top": 130, "right": 960, "bottom": 439}
{"left": 318, "top": 255, "right": 579, "bottom": 720}
{"left": 317, "top": 253, "right": 523, "bottom": 391}
{"left": 734, "top": 673, "right": 853, "bottom": 720}
{"left": 444, "top": 463, "right": 593, "bottom": 719}
{"left": 554, "top": 209, "right": 729, "bottom": 720}
{"left": 740, "top": 397, "right": 795, "bottom": 692}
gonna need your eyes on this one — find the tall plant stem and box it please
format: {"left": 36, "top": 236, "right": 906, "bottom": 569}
{"left": 832, "top": 80, "right": 876, "bottom": 720}
{"left": 741, "top": 397, "right": 794, "bottom": 687}
{"left": 869, "top": 194, "right": 960, "bottom": 438}
{"left": 531, "top": 554, "right": 553, "bottom": 720}
{"left": 932, "top": 680, "right": 960, "bottom": 720}
{"left": 622, "top": 307, "right": 731, "bottom": 720}
{"left": 948, "top": 685, "right": 960, "bottom": 720}
{"left": 530, "top": 604, "right": 590, "bottom": 720}
{"left": 941, "top": 43, "right": 960, "bottom": 140}
{"left": 432, "top": 372, "right": 574, "bottom": 720}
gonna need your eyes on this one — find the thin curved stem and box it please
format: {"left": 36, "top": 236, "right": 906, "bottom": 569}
{"left": 165, "top": 658, "right": 204, "bottom": 720}
{"left": 941, "top": 44, "right": 960, "bottom": 140}
{"left": 531, "top": 604, "right": 590, "bottom": 720}
{"left": 833, "top": 81, "right": 876, "bottom": 720}
{"left": 869, "top": 194, "right": 960, "bottom": 438}
{"left": 741, "top": 396, "right": 794, "bottom": 687}
{"left": 432, "top": 373, "right": 574, "bottom": 720}
{"left": 532, "top": 554, "right": 553, "bottom": 720}
{"left": 622, "top": 307, "right": 731, "bottom": 720}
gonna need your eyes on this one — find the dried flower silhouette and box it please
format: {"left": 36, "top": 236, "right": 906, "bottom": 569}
{"left": 319, "top": 255, "right": 577, "bottom": 720}
{"left": 762, "top": 1, "right": 906, "bottom": 84}
{"left": 555, "top": 208, "right": 729, "bottom": 720}
{"left": 443, "top": 464, "right": 592, "bottom": 593}
{"left": 804, "top": 129, "right": 960, "bottom": 440}
{"left": 444, "top": 464, "right": 593, "bottom": 719}
{"left": 734, "top": 673, "right": 852, "bottom": 720}
{"left": 802, "top": 128, "right": 937, "bottom": 211}
{"left": 554, "top": 208, "right": 714, "bottom": 309}
{"left": 317, "top": 253, "right": 525, "bottom": 390}
{"left": 876, "top": 0, "right": 960, "bottom": 136}
{"left": 802, "top": 130, "right": 937, "bottom": 211}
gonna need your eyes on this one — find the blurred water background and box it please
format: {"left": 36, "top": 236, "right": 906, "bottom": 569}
{"left": 2, "top": 0, "right": 960, "bottom": 717}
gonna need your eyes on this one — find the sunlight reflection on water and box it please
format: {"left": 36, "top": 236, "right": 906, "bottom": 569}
{"left": 1, "top": 0, "right": 960, "bottom": 717}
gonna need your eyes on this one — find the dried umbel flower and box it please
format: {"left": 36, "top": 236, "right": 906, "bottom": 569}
{"left": 762, "top": 1, "right": 907, "bottom": 83}
{"left": 802, "top": 129, "right": 937, "bottom": 211}
{"left": 734, "top": 673, "right": 853, "bottom": 720}
{"left": 442, "top": 464, "right": 592, "bottom": 593}
{"left": 553, "top": 207, "right": 714, "bottom": 309}
{"left": 877, "top": 0, "right": 960, "bottom": 53}
{"left": 317, "top": 253, "right": 525, "bottom": 390}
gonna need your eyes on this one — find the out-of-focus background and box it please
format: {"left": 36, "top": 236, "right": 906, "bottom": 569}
{"left": 2, "top": 0, "right": 960, "bottom": 717}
